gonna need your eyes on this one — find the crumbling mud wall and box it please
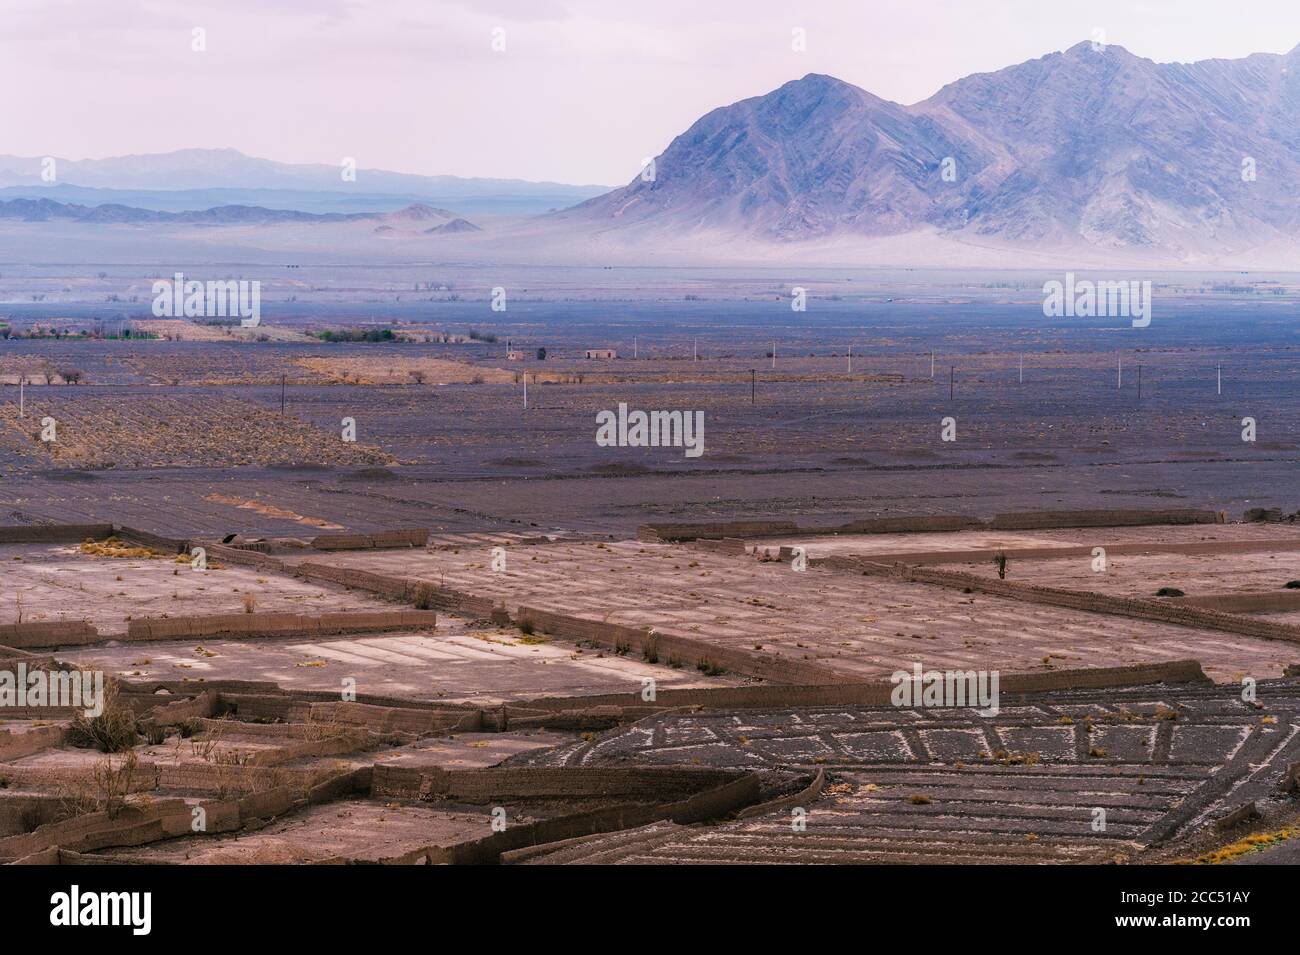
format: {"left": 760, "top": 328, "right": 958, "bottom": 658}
{"left": 501, "top": 659, "right": 1209, "bottom": 718}
{"left": 639, "top": 508, "right": 1222, "bottom": 541}
{"left": 834, "top": 515, "right": 982, "bottom": 534}
{"left": 987, "top": 508, "right": 1222, "bottom": 530}
{"left": 123, "top": 609, "right": 437, "bottom": 643}
{"left": 840, "top": 537, "right": 1300, "bottom": 567}
{"left": 201, "top": 542, "right": 289, "bottom": 573}
{"left": 310, "top": 528, "right": 429, "bottom": 550}
{"left": 0, "top": 621, "right": 99, "bottom": 649}
{"left": 295, "top": 562, "right": 498, "bottom": 618}
{"left": 371, "top": 765, "right": 765, "bottom": 865}
{"left": 638, "top": 521, "right": 799, "bottom": 542}
{"left": 0, "top": 524, "right": 113, "bottom": 544}
{"left": 113, "top": 525, "right": 189, "bottom": 554}
{"left": 1178, "top": 592, "right": 1300, "bottom": 613}
{"left": 514, "top": 606, "right": 850, "bottom": 685}
{"left": 888, "top": 564, "right": 1300, "bottom": 645}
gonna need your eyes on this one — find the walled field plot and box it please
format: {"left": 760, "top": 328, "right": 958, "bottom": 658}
{"left": 289, "top": 537, "right": 1298, "bottom": 682}
{"left": 292, "top": 355, "right": 517, "bottom": 385}
{"left": 945, "top": 550, "right": 1300, "bottom": 602}
{"left": 746, "top": 523, "right": 1296, "bottom": 559}
{"left": 0, "top": 543, "right": 396, "bottom": 635}
{"left": 0, "top": 394, "right": 393, "bottom": 469}
{"left": 512, "top": 679, "right": 1300, "bottom": 865}
{"left": 66, "top": 624, "right": 737, "bottom": 704}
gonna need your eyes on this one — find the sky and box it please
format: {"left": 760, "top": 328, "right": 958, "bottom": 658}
{"left": 5, "top": 0, "right": 1300, "bottom": 185}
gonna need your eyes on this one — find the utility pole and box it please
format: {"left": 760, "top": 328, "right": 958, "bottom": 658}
{"left": 1217, "top": 364, "right": 1222, "bottom": 395}
{"left": 847, "top": 343, "right": 852, "bottom": 375}
{"left": 1118, "top": 355, "right": 1122, "bottom": 389}
{"left": 693, "top": 338, "right": 697, "bottom": 362}
{"left": 771, "top": 342, "right": 776, "bottom": 370}
{"left": 750, "top": 369, "right": 756, "bottom": 404}
{"left": 1018, "top": 354, "right": 1023, "bottom": 384}
{"left": 931, "top": 351, "right": 935, "bottom": 379}
{"left": 1137, "top": 364, "right": 1142, "bottom": 401}
{"left": 523, "top": 373, "right": 528, "bottom": 410}
{"left": 281, "top": 374, "right": 286, "bottom": 415}
{"left": 949, "top": 366, "right": 954, "bottom": 401}
{"left": 633, "top": 336, "right": 637, "bottom": 359}
{"left": 18, "top": 377, "right": 25, "bottom": 418}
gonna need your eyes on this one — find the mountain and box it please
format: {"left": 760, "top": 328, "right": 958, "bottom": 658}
{"left": 0, "top": 197, "right": 474, "bottom": 230}
{"left": 0, "top": 149, "right": 611, "bottom": 216}
{"left": 563, "top": 41, "right": 1300, "bottom": 257}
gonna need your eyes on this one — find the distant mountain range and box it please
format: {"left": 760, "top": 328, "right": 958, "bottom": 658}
{"left": 564, "top": 41, "right": 1300, "bottom": 259}
{"left": 0, "top": 197, "right": 478, "bottom": 233}
{"left": 0, "top": 148, "right": 611, "bottom": 216}
{"left": 7, "top": 42, "right": 1300, "bottom": 268}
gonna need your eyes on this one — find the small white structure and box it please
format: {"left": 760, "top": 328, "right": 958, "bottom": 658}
{"left": 506, "top": 350, "right": 525, "bottom": 361}
{"left": 584, "top": 348, "right": 617, "bottom": 359}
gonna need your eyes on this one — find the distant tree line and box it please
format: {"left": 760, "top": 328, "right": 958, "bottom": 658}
{"left": 313, "top": 328, "right": 396, "bottom": 343}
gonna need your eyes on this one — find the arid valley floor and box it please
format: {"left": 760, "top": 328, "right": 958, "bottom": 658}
{"left": 0, "top": 272, "right": 1298, "bottom": 866}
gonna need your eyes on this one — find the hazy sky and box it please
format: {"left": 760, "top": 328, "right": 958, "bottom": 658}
{"left": 5, "top": 0, "right": 1300, "bottom": 185}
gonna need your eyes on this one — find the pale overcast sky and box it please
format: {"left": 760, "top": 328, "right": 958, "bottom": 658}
{"left": 4, "top": 0, "right": 1300, "bottom": 185}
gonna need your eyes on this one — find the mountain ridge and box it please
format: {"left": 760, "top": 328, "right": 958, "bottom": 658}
{"left": 562, "top": 40, "right": 1300, "bottom": 257}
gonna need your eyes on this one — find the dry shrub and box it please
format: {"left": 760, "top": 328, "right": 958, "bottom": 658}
{"left": 66, "top": 679, "right": 138, "bottom": 753}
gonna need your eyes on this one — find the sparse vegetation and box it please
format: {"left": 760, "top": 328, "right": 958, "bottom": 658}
{"left": 67, "top": 680, "right": 139, "bottom": 753}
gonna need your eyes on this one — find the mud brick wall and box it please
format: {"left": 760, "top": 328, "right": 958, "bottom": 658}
{"left": 124, "top": 609, "right": 437, "bottom": 642}
{"left": 515, "top": 606, "right": 851, "bottom": 685}
{"left": 833, "top": 515, "right": 982, "bottom": 534}
{"left": 641, "top": 508, "right": 1223, "bottom": 541}
{"left": 113, "top": 525, "right": 189, "bottom": 554}
{"left": 310, "top": 528, "right": 429, "bottom": 550}
{"left": 897, "top": 565, "right": 1300, "bottom": 645}
{"left": 638, "top": 520, "right": 799, "bottom": 542}
{"left": 0, "top": 524, "right": 113, "bottom": 544}
{"left": 202, "top": 542, "right": 288, "bottom": 573}
{"left": 434, "top": 773, "right": 763, "bottom": 865}
{"left": 0, "top": 723, "right": 65, "bottom": 762}
{"left": 418, "top": 765, "right": 742, "bottom": 801}
{"left": 307, "top": 701, "right": 478, "bottom": 735}
{"left": 506, "top": 659, "right": 1207, "bottom": 715}
{"left": 0, "top": 796, "right": 69, "bottom": 839}
{"left": 1179, "top": 592, "right": 1300, "bottom": 613}
{"left": 296, "top": 562, "right": 498, "bottom": 618}
{"left": 0, "top": 799, "right": 187, "bottom": 860}
{"left": 987, "top": 508, "right": 1221, "bottom": 530}
{"left": 0, "top": 621, "right": 99, "bottom": 649}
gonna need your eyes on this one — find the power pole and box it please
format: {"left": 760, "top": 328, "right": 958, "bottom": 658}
{"left": 847, "top": 343, "right": 852, "bottom": 375}
{"left": 931, "top": 351, "right": 935, "bottom": 379}
{"left": 1018, "top": 354, "right": 1023, "bottom": 384}
{"left": 281, "top": 374, "right": 286, "bottom": 415}
{"left": 523, "top": 373, "right": 528, "bottom": 410}
{"left": 949, "top": 366, "right": 954, "bottom": 401}
{"left": 1217, "top": 364, "right": 1221, "bottom": 395}
{"left": 1137, "top": 364, "right": 1142, "bottom": 401}
{"left": 1117, "top": 355, "right": 1122, "bottom": 389}
{"left": 771, "top": 342, "right": 776, "bottom": 370}
{"left": 750, "top": 369, "right": 756, "bottom": 404}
